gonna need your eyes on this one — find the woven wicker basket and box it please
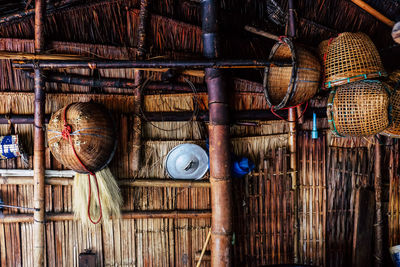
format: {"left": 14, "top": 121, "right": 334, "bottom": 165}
{"left": 383, "top": 71, "right": 400, "bottom": 137}
{"left": 263, "top": 37, "right": 321, "bottom": 110}
{"left": 323, "top": 32, "right": 386, "bottom": 88}
{"left": 327, "top": 80, "right": 390, "bottom": 137}
{"left": 47, "top": 102, "right": 117, "bottom": 173}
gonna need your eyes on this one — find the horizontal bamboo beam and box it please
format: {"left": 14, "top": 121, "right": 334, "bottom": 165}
{"left": 0, "top": 169, "right": 75, "bottom": 177}
{"left": 0, "top": 107, "right": 328, "bottom": 124}
{"left": 0, "top": 210, "right": 212, "bottom": 223}
{"left": 24, "top": 71, "right": 207, "bottom": 93}
{"left": 0, "top": 51, "right": 91, "bottom": 61}
{"left": 13, "top": 59, "right": 292, "bottom": 70}
{"left": 0, "top": 169, "right": 210, "bottom": 187}
{"left": 0, "top": 175, "right": 211, "bottom": 188}
{"left": 351, "top": 0, "right": 395, "bottom": 27}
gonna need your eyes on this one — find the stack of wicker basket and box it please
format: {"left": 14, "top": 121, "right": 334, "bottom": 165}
{"left": 320, "top": 32, "right": 397, "bottom": 137}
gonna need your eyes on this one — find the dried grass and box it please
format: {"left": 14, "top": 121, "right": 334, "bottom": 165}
{"left": 73, "top": 166, "right": 122, "bottom": 227}
{"left": 0, "top": 92, "right": 135, "bottom": 114}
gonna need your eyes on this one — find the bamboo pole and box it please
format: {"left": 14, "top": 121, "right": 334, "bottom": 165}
{"left": 12, "top": 59, "right": 291, "bottom": 69}
{"left": 288, "top": 107, "right": 299, "bottom": 263}
{"left": 0, "top": 51, "right": 91, "bottom": 61}
{"left": 132, "top": 0, "right": 150, "bottom": 177}
{"left": 287, "top": 0, "right": 299, "bottom": 262}
{"left": 351, "top": 0, "right": 395, "bottom": 27}
{"left": 0, "top": 107, "right": 328, "bottom": 124}
{"left": 196, "top": 229, "right": 212, "bottom": 267}
{"left": 23, "top": 71, "right": 207, "bottom": 92}
{"left": 374, "top": 138, "right": 383, "bottom": 267}
{"left": 0, "top": 210, "right": 212, "bottom": 223}
{"left": 0, "top": 175, "right": 211, "bottom": 188}
{"left": 33, "top": 0, "right": 46, "bottom": 266}
{"left": 244, "top": 25, "right": 279, "bottom": 41}
{"left": 202, "top": 1, "right": 233, "bottom": 266}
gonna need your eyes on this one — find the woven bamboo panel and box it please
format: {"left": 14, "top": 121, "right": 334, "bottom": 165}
{"left": 326, "top": 145, "right": 373, "bottom": 267}
{"left": 323, "top": 32, "right": 386, "bottom": 88}
{"left": 266, "top": 40, "right": 321, "bottom": 107}
{"left": 328, "top": 80, "right": 390, "bottom": 137}
{"left": 232, "top": 146, "right": 294, "bottom": 266}
{"left": 298, "top": 132, "right": 327, "bottom": 266}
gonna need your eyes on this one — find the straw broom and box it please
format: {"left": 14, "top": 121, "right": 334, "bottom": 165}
{"left": 74, "top": 167, "right": 122, "bottom": 227}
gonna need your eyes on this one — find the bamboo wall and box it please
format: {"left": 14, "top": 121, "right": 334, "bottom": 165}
{"left": 0, "top": 0, "right": 398, "bottom": 265}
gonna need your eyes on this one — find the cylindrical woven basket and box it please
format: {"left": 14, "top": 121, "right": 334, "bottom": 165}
{"left": 263, "top": 37, "right": 321, "bottom": 110}
{"left": 323, "top": 32, "right": 386, "bottom": 88}
{"left": 383, "top": 71, "right": 400, "bottom": 137}
{"left": 47, "top": 102, "right": 117, "bottom": 173}
{"left": 327, "top": 80, "right": 390, "bottom": 137}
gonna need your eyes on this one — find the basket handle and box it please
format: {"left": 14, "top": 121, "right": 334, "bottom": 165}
{"left": 263, "top": 36, "right": 299, "bottom": 111}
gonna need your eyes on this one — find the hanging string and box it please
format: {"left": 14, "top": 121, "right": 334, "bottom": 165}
{"left": 62, "top": 104, "right": 103, "bottom": 224}
{"left": 270, "top": 101, "right": 309, "bottom": 122}
{"left": 139, "top": 77, "right": 201, "bottom": 132}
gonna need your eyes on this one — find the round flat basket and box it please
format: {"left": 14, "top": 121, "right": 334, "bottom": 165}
{"left": 323, "top": 32, "right": 386, "bottom": 88}
{"left": 165, "top": 144, "right": 209, "bottom": 180}
{"left": 327, "top": 80, "right": 390, "bottom": 137}
{"left": 263, "top": 37, "right": 321, "bottom": 110}
{"left": 47, "top": 102, "right": 117, "bottom": 173}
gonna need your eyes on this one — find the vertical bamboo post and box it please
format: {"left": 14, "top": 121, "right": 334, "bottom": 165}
{"left": 202, "top": 0, "right": 233, "bottom": 266}
{"left": 132, "top": 0, "right": 150, "bottom": 176}
{"left": 33, "top": 0, "right": 46, "bottom": 266}
{"left": 287, "top": 0, "right": 299, "bottom": 263}
{"left": 288, "top": 108, "right": 299, "bottom": 263}
{"left": 374, "top": 137, "right": 383, "bottom": 267}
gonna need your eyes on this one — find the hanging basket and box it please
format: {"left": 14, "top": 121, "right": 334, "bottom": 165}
{"left": 323, "top": 32, "right": 386, "bottom": 88}
{"left": 263, "top": 37, "right": 321, "bottom": 110}
{"left": 47, "top": 102, "right": 117, "bottom": 173}
{"left": 47, "top": 102, "right": 121, "bottom": 226}
{"left": 383, "top": 71, "right": 400, "bottom": 137}
{"left": 327, "top": 80, "right": 390, "bottom": 137}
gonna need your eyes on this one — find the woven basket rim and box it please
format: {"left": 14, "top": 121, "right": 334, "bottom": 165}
{"left": 324, "top": 71, "right": 388, "bottom": 88}
{"left": 263, "top": 36, "right": 298, "bottom": 110}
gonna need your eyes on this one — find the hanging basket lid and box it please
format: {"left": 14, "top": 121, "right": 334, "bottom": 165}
{"left": 165, "top": 144, "right": 209, "bottom": 180}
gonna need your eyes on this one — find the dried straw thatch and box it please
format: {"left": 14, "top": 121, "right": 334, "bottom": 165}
{"left": 139, "top": 135, "right": 287, "bottom": 178}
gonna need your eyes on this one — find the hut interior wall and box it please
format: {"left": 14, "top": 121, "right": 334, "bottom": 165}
{"left": 0, "top": 0, "right": 399, "bottom": 266}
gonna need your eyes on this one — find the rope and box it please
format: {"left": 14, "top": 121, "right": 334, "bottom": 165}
{"left": 270, "top": 101, "right": 309, "bottom": 122}
{"left": 62, "top": 104, "right": 103, "bottom": 224}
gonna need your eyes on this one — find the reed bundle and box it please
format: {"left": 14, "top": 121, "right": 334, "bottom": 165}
{"left": 74, "top": 167, "right": 122, "bottom": 227}
{"left": 0, "top": 92, "right": 135, "bottom": 114}
{"left": 143, "top": 121, "right": 206, "bottom": 140}
{"left": 328, "top": 131, "right": 376, "bottom": 149}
